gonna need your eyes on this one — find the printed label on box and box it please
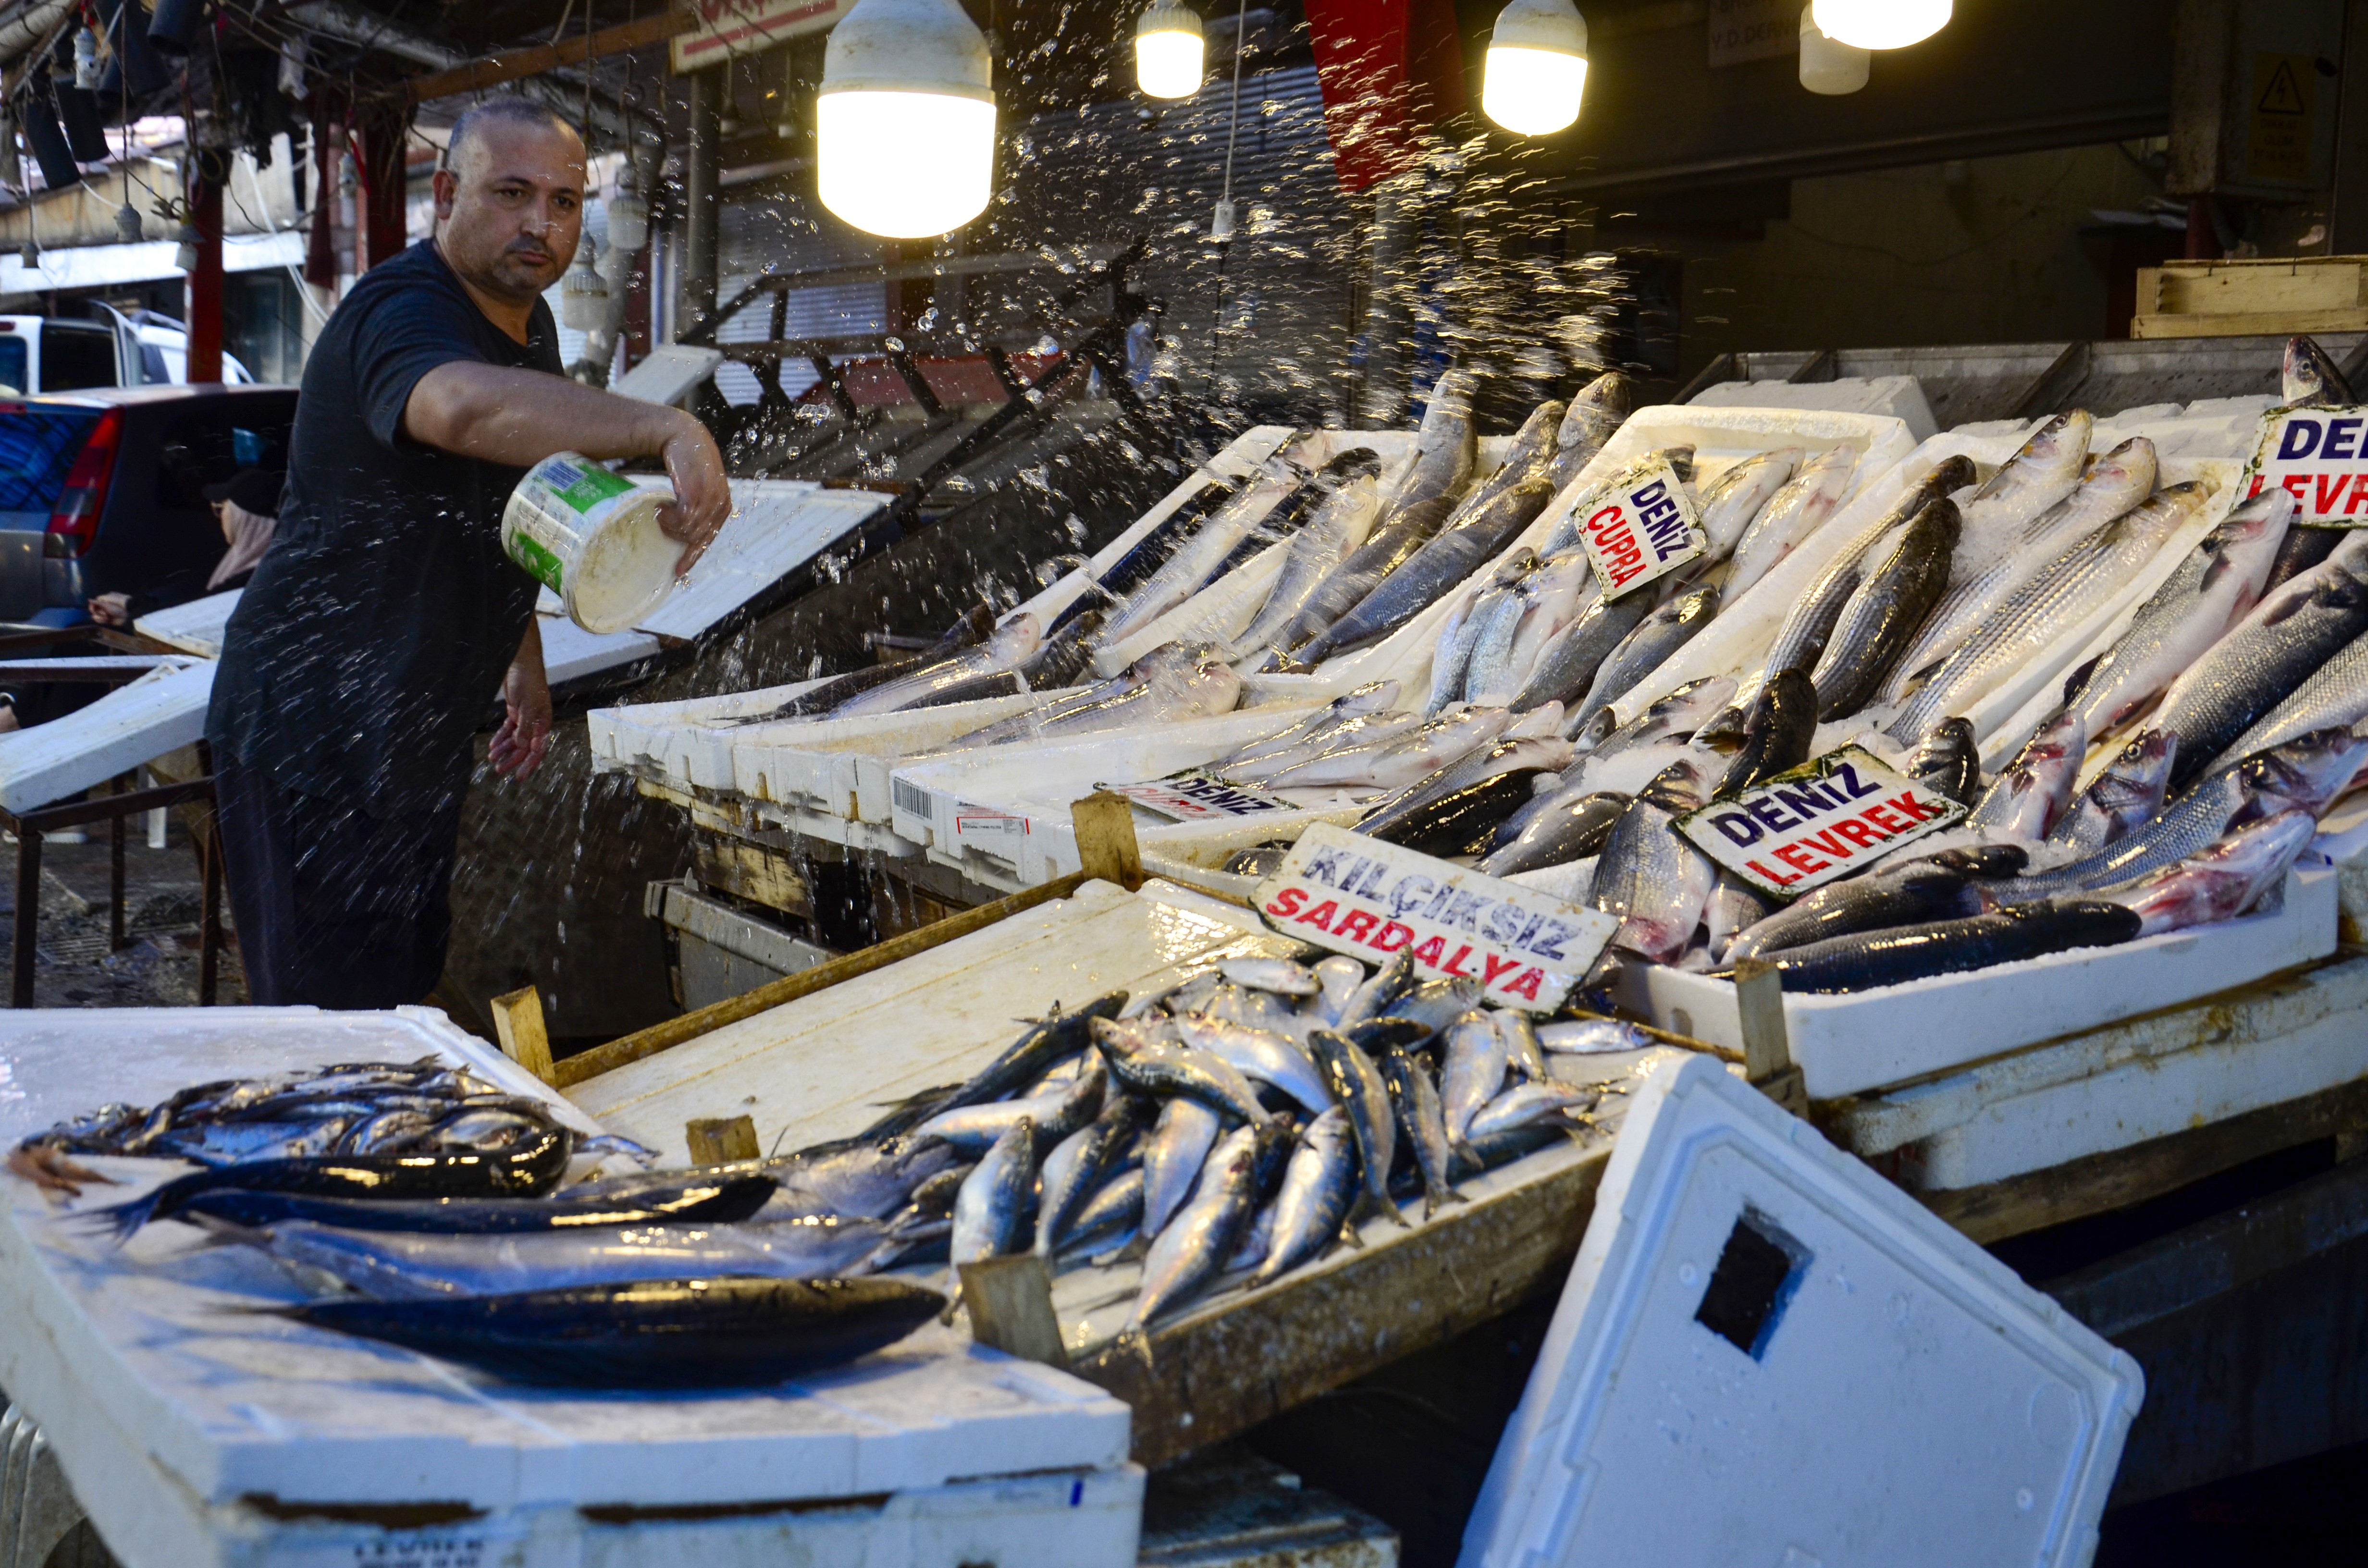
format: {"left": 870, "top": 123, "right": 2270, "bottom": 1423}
{"left": 2246, "top": 406, "right": 2368, "bottom": 526}
{"left": 1674, "top": 747, "right": 1966, "bottom": 899}
{"left": 1251, "top": 822, "right": 1617, "bottom": 1012}
{"left": 1100, "top": 773, "right": 1295, "bottom": 823}
{"left": 1575, "top": 456, "right": 1707, "bottom": 599}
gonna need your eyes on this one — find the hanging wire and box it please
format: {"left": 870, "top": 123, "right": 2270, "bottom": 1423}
{"left": 1204, "top": 0, "right": 1249, "bottom": 396}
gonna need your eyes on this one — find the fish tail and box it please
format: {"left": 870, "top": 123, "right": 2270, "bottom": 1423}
{"left": 82, "top": 1189, "right": 164, "bottom": 1244}
{"left": 1334, "top": 1217, "right": 1367, "bottom": 1250}
{"left": 1114, "top": 1326, "right": 1156, "bottom": 1374}
{"left": 938, "top": 1282, "right": 965, "bottom": 1327}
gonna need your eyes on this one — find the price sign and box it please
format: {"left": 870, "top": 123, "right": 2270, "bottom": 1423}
{"left": 1099, "top": 773, "right": 1296, "bottom": 824}
{"left": 1674, "top": 747, "right": 1966, "bottom": 900}
{"left": 1576, "top": 456, "right": 1707, "bottom": 599}
{"left": 2246, "top": 406, "right": 2368, "bottom": 526}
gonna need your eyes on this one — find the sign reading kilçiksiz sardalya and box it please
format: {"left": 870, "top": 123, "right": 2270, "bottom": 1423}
{"left": 1251, "top": 823, "right": 1617, "bottom": 1012}
{"left": 2245, "top": 405, "right": 2368, "bottom": 526}
{"left": 1673, "top": 747, "right": 1966, "bottom": 899}
{"left": 1575, "top": 456, "right": 1707, "bottom": 599}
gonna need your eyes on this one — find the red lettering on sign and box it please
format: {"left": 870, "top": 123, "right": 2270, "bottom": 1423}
{"left": 1296, "top": 899, "right": 1339, "bottom": 931}
{"left": 2284, "top": 474, "right": 2313, "bottom": 502}
{"left": 1334, "top": 909, "right": 1380, "bottom": 943}
{"left": 1747, "top": 858, "right": 1801, "bottom": 886}
{"left": 1411, "top": 935, "right": 1447, "bottom": 967}
{"left": 1800, "top": 829, "right": 1856, "bottom": 860}
{"left": 1503, "top": 968, "right": 1545, "bottom": 1002}
{"left": 2349, "top": 473, "right": 2368, "bottom": 515}
{"left": 1774, "top": 844, "right": 1828, "bottom": 874}
{"left": 1374, "top": 920, "right": 1415, "bottom": 953}
{"left": 1830, "top": 819, "right": 1882, "bottom": 851}
{"left": 1861, "top": 803, "right": 1906, "bottom": 834}
{"left": 1887, "top": 792, "right": 1943, "bottom": 824}
{"left": 2322, "top": 473, "right": 2352, "bottom": 515}
{"left": 1264, "top": 887, "right": 1306, "bottom": 919}
{"left": 1480, "top": 954, "right": 1521, "bottom": 988}
{"left": 1443, "top": 944, "right": 1475, "bottom": 976}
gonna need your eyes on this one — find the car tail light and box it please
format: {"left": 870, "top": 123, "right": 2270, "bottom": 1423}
{"left": 46, "top": 406, "right": 122, "bottom": 558}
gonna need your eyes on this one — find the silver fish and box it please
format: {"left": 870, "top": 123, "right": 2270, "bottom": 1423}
{"left": 1726, "top": 444, "right": 1858, "bottom": 600}
{"left": 1098, "top": 473, "right": 1303, "bottom": 646}
{"left": 2284, "top": 335, "right": 2354, "bottom": 406}
{"left": 949, "top": 1117, "right": 1037, "bottom": 1291}
{"left": 1466, "top": 1081, "right": 1598, "bottom": 1141}
{"left": 1888, "top": 482, "right": 2211, "bottom": 747}
{"left": 1574, "top": 674, "right": 1737, "bottom": 756}
{"left": 1223, "top": 710, "right": 1430, "bottom": 784}
{"left": 1430, "top": 553, "right": 1540, "bottom": 715}
{"left": 1263, "top": 706, "right": 1513, "bottom": 790}
{"left": 1093, "top": 1028, "right": 1272, "bottom": 1126}
{"left": 1810, "top": 498, "right": 1961, "bottom": 721}
{"left": 1589, "top": 756, "right": 1717, "bottom": 963}
{"left": 1310, "top": 956, "right": 1366, "bottom": 1026}
{"left": 1140, "top": 1097, "right": 1223, "bottom": 1238}
{"left": 1356, "top": 735, "right": 1576, "bottom": 840}
{"left": 1249, "top": 1107, "right": 1359, "bottom": 1286}
{"left": 2151, "top": 529, "right": 2368, "bottom": 792}
{"left": 1494, "top": 1008, "right": 1550, "bottom": 1081}
{"left": 1966, "top": 708, "right": 2088, "bottom": 840}
{"left": 1172, "top": 1015, "right": 1333, "bottom": 1114}
{"left": 914, "top": 1054, "right": 1105, "bottom": 1152}
{"left": 1382, "top": 977, "right": 1487, "bottom": 1033}
{"left": 1218, "top": 957, "right": 1320, "bottom": 997}
{"left": 1336, "top": 949, "right": 1413, "bottom": 1028}
{"left": 1761, "top": 455, "right": 1978, "bottom": 680}
{"left": 1478, "top": 787, "right": 1630, "bottom": 877}
{"left": 1379, "top": 1048, "right": 1462, "bottom": 1219}
{"left": 1481, "top": 554, "right": 1600, "bottom": 704}
{"left": 1572, "top": 587, "right": 1719, "bottom": 734}
{"left": 1036, "top": 1096, "right": 1150, "bottom": 1257}
{"left": 2047, "top": 730, "right": 2178, "bottom": 855}
{"left": 1213, "top": 681, "right": 1402, "bottom": 771}
{"left": 2212, "top": 623, "right": 2368, "bottom": 765}
{"left": 1229, "top": 475, "right": 1386, "bottom": 660}
{"left": 1699, "top": 448, "right": 1801, "bottom": 557}
{"left": 1885, "top": 435, "right": 2155, "bottom": 701}
{"left": 1306, "top": 1027, "right": 1406, "bottom": 1227}
{"left": 2105, "top": 808, "right": 2318, "bottom": 937}
{"left": 1535, "top": 1018, "right": 1656, "bottom": 1054}
{"left": 1507, "top": 583, "right": 1657, "bottom": 713}
{"left": 1129, "top": 1125, "right": 1273, "bottom": 1329}
{"left": 1949, "top": 410, "right": 2095, "bottom": 572}
{"left": 1058, "top": 1167, "right": 1146, "bottom": 1257}
{"left": 2069, "top": 492, "right": 2295, "bottom": 741}
{"left": 830, "top": 613, "right": 1046, "bottom": 717}
{"left": 1547, "top": 373, "right": 1631, "bottom": 491}
{"left": 1307, "top": 476, "right": 1562, "bottom": 662}
{"left": 1705, "top": 875, "right": 1778, "bottom": 965}
{"left": 1439, "top": 1010, "right": 1509, "bottom": 1144}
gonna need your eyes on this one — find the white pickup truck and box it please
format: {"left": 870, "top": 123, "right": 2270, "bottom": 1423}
{"left": 0, "top": 308, "right": 252, "bottom": 395}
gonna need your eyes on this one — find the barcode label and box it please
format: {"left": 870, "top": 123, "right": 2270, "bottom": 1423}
{"left": 892, "top": 778, "right": 933, "bottom": 818}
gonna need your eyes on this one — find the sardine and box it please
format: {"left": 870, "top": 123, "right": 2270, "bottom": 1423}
{"left": 1762, "top": 455, "right": 1978, "bottom": 679}
{"left": 1439, "top": 1010, "right": 1509, "bottom": 1144}
{"left": 2104, "top": 808, "right": 2317, "bottom": 936}
{"left": 2151, "top": 529, "right": 2368, "bottom": 792}
{"left": 922, "top": 993, "right": 1127, "bottom": 1116}
{"left": 1128, "top": 1125, "right": 1275, "bottom": 1328}
{"left": 1590, "top": 757, "right": 1718, "bottom": 963}
{"left": 1305, "top": 1028, "right": 1406, "bottom": 1226}
{"left": 949, "top": 1117, "right": 1037, "bottom": 1292}
{"left": 1219, "top": 957, "right": 1320, "bottom": 997}
{"left": 1479, "top": 789, "right": 1630, "bottom": 877}
{"left": 1966, "top": 708, "right": 2087, "bottom": 841}
{"left": 1379, "top": 1049, "right": 1462, "bottom": 1218}
{"left": 1466, "top": 1081, "right": 1598, "bottom": 1140}
{"left": 913, "top": 1054, "right": 1105, "bottom": 1152}
{"left": 1535, "top": 1017, "right": 1656, "bottom": 1054}
{"left": 1810, "top": 499, "right": 1961, "bottom": 720}
{"left": 1382, "top": 977, "right": 1488, "bottom": 1034}
{"left": 1092, "top": 1027, "right": 1272, "bottom": 1126}
{"left": 1172, "top": 1015, "right": 1332, "bottom": 1114}
{"left": 1336, "top": 950, "right": 1414, "bottom": 1027}
{"left": 2047, "top": 730, "right": 2177, "bottom": 854}
{"left": 1310, "top": 956, "right": 1365, "bottom": 1026}
{"left": 756, "top": 1135, "right": 964, "bottom": 1220}
{"left": 1036, "top": 1095, "right": 1152, "bottom": 1256}
{"left": 1572, "top": 587, "right": 1719, "bottom": 734}
{"left": 1727, "top": 444, "right": 1858, "bottom": 600}
{"left": 1059, "top": 1167, "right": 1146, "bottom": 1256}
{"left": 1141, "top": 1097, "right": 1223, "bottom": 1237}
{"left": 1249, "top": 1107, "right": 1359, "bottom": 1285}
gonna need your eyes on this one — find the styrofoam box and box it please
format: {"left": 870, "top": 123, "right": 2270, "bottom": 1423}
{"left": 2309, "top": 790, "right": 2368, "bottom": 941}
{"left": 1691, "top": 373, "right": 1940, "bottom": 442}
{"left": 1612, "top": 862, "right": 2338, "bottom": 1101}
{"left": 1833, "top": 948, "right": 2368, "bottom": 1191}
{"left": 0, "top": 1007, "right": 1137, "bottom": 1568}
{"left": 1458, "top": 1055, "right": 2142, "bottom": 1568}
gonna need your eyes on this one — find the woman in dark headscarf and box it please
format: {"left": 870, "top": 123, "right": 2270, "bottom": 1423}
{"left": 86, "top": 467, "right": 284, "bottom": 629}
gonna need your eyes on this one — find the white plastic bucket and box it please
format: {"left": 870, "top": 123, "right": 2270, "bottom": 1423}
{"left": 502, "top": 453, "right": 681, "bottom": 634}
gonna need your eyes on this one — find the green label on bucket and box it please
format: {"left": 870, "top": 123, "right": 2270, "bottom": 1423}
{"left": 542, "top": 458, "right": 639, "bottom": 514}
{"left": 510, "top": 532, "right": 567, "bottom": 592}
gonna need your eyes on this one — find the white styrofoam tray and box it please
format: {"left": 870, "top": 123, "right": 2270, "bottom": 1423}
{"left": 1833, "top": 949, "right": 2368, "bottom": 1190}
{"left": 1460, "top": 1055, "right": 2142, "bottom": 1568}
{"left": 133, "top": 589, "right": 241, "bottom": 659}
{"left": 1612, "top": 862, "right": 2338, "bottom": 1101}
{"left": 0, "top": 1007, "right": 1134, "bottom": 1568}
{"left": 0, "top": 659, "right": 213, "bottom": 815}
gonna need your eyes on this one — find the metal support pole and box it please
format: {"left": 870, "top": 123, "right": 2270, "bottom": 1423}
{"left": 186, "top": 176, "right": 224, "bottom": 383}
{"left": 13, "top": 825, "right": 40, "bottom": 1007}
{"left": 683, "top": 67, "right": 723, "bottom": 333}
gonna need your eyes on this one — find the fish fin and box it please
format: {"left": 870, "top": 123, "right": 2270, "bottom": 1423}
{"left": 939, "top": 1282, "right": 965, "bottom": 1327}
{"left": 1335, "top": 1218, "right": 1367, "bottom": 1250}
{"left": 1113, "top": 1326, "right": 1157, "bottom": 1374}
{"left": 1434, "top": 1182, "right": 1469, "bottom": 1213}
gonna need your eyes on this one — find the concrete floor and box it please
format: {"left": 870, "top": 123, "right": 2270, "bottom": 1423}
{"left": 0, "top": 818, "right": 247, "bottom": 1010}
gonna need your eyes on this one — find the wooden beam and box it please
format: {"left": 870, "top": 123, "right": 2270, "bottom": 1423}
{"left": 960, "top": 1256, "right": 1069, "bottom": 1368}
{"left": 685, "top": 1114, "right": 761, "bottom": 1164}
{"left": 399, "top": 12, "right": 692, "bottom": 106}
{"left": 555, "top": 870, "right": 1092, "bottom": 1089}
{"left": 1070, "top": 792, "right": 1143, "bottom": 892}
{"left": 490, "top": 985, "right": 555, "bottom": 1084}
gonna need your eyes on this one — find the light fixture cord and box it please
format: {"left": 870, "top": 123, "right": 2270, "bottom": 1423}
{"left": 1218, "top": 0, "right": 1247, "bottom": 208}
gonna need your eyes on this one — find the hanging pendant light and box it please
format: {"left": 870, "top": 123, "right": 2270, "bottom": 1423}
{"left": 1810, "top": 0, "right": 1949, "bottom": 51}
{"left": 1798, "top": 4, "right": 1869, "bottom": 94}
{"left": 606, "top": 161, "right": 649, "bottom": 254}
{"left": 174, "top": 221, "right": 199, "bottom": 271}
{"left": 1135, "top": 4, "right": 1205, "bottom": 100}
{"left": 72, "top": 28, "right": 101, "bottom": 92}
{"left": 562, "top": 240, "right": 608, "bottom": 330}
{"left": 816, "top": 0, "right": 996, "bottom": 239}
{"left": 1483, "top": 0, "right": 1588, "bottom": 137}
{"left": 114, "top": 199, "right": 142, "bottom": 244}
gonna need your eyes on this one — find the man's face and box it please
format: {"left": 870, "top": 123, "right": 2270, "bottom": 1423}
{"left": 433, "top": 119, "right": 585, "bottom": 305}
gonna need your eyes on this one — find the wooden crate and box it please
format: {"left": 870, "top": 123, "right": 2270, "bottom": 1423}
{"left": 2132, "top": 255, "right": 2368, "bottom": 339}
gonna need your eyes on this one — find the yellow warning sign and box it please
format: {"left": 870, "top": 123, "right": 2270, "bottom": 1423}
{"left": 2249, "top": 53, "right": 2316, "bottom": 184}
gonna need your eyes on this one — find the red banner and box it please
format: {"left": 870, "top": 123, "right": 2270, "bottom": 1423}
{"left": 1302, "top": 0, "right": 1469, "bottom": 193}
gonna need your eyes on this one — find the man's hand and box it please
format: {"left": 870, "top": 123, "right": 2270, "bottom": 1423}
{"left": 490, "top": 621, "right": 552, "bottom": 782}
{"left": 657, "top": 414, "right": 731, "bottom": 577}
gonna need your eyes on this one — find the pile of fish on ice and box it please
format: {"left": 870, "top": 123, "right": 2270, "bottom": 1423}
{"left": 717, "top": 366, "right": 1630, "bottom": 753}
{"left": 8, "top": 1059, "right": 949, "bottom": 1390}
{"left": 1187, "top": 336, "right": 2368, "bottom": 997}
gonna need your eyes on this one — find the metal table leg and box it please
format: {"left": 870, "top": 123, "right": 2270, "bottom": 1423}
{"left": 198, "top": 804, "right": 221, "bottom": 1006}
{"left": 109, "top": 775, "right": 125, "bottom": 953}
{"left": 13, "top": 824, "right": 39, "bottom": 1008}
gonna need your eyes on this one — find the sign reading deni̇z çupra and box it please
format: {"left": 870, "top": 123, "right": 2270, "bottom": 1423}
{"left": 1674, "top": 747, "right": 1966, "bottom": 900}
{"left": 1252, "top": 823, "right": 1617, "bottom": 1012}
{"left": 1575, "top": 455, "right": 1707, "bottom": 600}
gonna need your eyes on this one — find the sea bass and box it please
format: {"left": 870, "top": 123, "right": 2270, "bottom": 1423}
{"left": 1726, "top": 444, "right": 1858, "bottom": 600}
{"left": 2104, "top": 809, "right": 2318, "bottom": 936}
{"left": 1589, "top": 756, "right": 1718, "bottom": 963}
{"left": 2047, "top": 730, "right": 2177, "bottom": 855}
{"left": 1571, "top": 587, "right": 1719, "bottom": 735}
{"left": 1810, "top": 498, "right": 1961, "bottom": 721}
{"left": 1965, "top": 708, "right": 2087, "bottom": 841}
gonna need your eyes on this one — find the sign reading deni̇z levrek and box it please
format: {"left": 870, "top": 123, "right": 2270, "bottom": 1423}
{"left": 1252, "top": 823, "right": 1617, "bottom": 1012}
{"left": 2247, "top": 406, "right": 2368, "bottom": 526}
{"left": 1674, "top": 747, "right": 1966, "bottom": 900}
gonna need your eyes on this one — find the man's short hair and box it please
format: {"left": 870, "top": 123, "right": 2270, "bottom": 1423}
{"left": 444, "top": 98, "right": 579, "bottom": 175}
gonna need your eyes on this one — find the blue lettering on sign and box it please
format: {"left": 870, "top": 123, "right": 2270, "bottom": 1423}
{"left": 1746, "top": 797, "right": 1796, "bottom": 833}
{"left": 1355, "top": 859, "right": 1391, "bottom": 897}
{"left": 1531, "top": 918, "right": 1575, "bottom": 962}
{"left": 1711, "top": 810, "right": 1762, "bottom": 846}
{"left": 1389, "top": 874, "right": 1436, "bottom": 916}
{"left": 2328, "top": 417, "right": 2364, "bottom": 461}
{"left": 1775, "top": 784, "right": 1834, "bottom": 819}
{"left": 1834, "top": 763, "right": 1882, "bottom": 800}
{"left": 1300, "top": 846, "right": 1348, "bottom": 887}
{"left": 1439, "top": 889, "right": 1486, "bottom": 932}
{"left": 1630, "top": 479, "right": 1668, "bottom": 507}
{"left": 2280, "top": 417, "right": 2326, "bottom": 461}
{"left": 1481, "top": 901, "right": 1525, "bottom": 944}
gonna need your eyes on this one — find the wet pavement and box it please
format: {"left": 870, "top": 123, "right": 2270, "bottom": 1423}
{"left": 0, "top": 818, "right": 247, "bottom": 1009}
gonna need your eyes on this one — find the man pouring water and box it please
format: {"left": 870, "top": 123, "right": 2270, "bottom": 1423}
{"left": 206, "top": 98, "right": 730, "bottom": 1009}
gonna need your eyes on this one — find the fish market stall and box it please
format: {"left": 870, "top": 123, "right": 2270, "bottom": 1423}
{"left": 0, "top": 1007, "right": 1140, "bottom": 1568}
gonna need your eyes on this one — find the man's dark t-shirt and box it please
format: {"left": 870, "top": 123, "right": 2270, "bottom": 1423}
{"left": 207, "top": 240, "right": 560, "bottom": 808}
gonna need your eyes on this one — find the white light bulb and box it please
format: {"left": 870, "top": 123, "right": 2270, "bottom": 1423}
{"left": 1798, "top": 4, "right": 1869, "bottom": 94}
{"left": 1135, "top": 4, "right": 1205, "bottom": 100}
{"left": 1483, "top": 0, "right": 1588, "bottom": 138}
{"left": 606, "top": 193, "right": 648, "bottom": 254}
{"left": 817, "top": 0, "right": 997, "bottom": 240}
{"left": 1810, "top": 0, "right": 1948, "bottom": 50}
{"left": 562, "top": 245, "right": 607, "bottom": 330}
